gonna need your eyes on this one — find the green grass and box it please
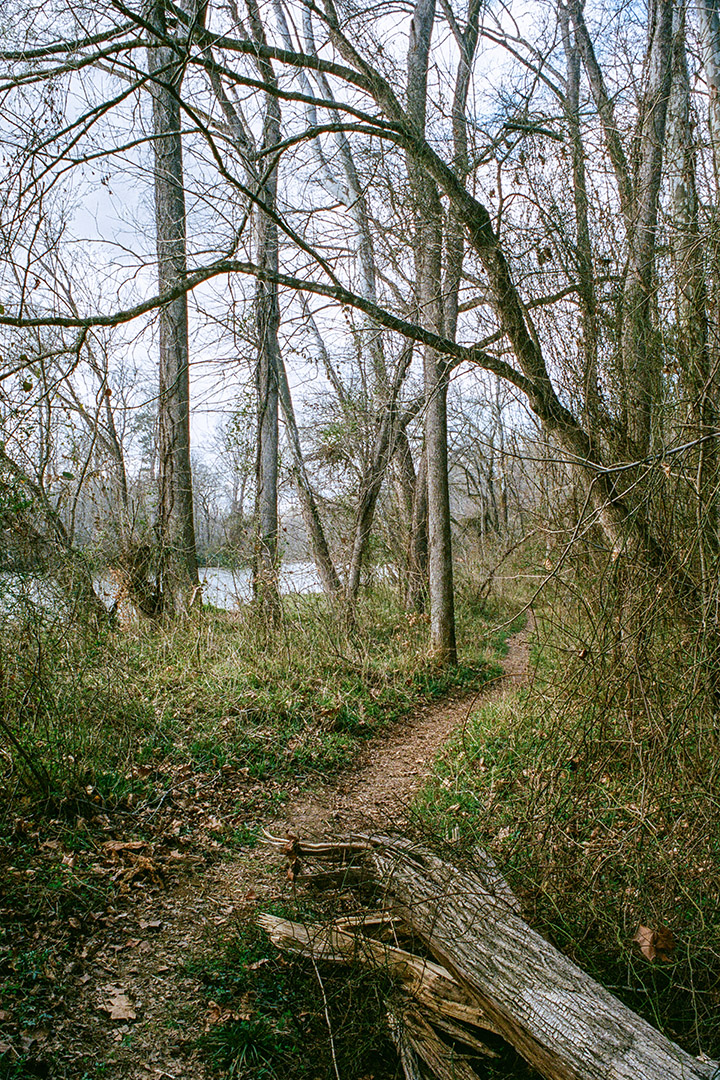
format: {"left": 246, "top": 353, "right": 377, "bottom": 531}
{"left": 0, "top": 587, "right": 498, "bottom": 809}
{"left": 0, "top": 582, "right": 504, "bottom": 1077}
{"left": 191, "top": 919, "right": 400, "bottom": 1080}
{"left": 414, "top": 607, "right": 720, "bottom": 1062}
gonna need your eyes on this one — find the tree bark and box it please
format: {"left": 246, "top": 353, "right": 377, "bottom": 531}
{"left": 407, "top": 0, "right": 456, "bottom": 663}
{"left": 570, "top": 0, "right": 674, "bottom": 456}
{"left": 668, "top": 2, "right": 718, "bottom": 610}
{"left": 265, "top": 834, "right": 719, "bottom": 1080}
{"left": 276, "top": 358, "right": 343, "bottom": 602}
{"left": 244, "top": 0, "right": 283, "bottom": 624}
{"left": 406, "top": 444, "right": 429, "bottom": 611}
{"left": 558, "top": 3, "right": 601, "bottom": 434}
{"left": 147, "top": 0, "right": 198, "bottom": 614}
{"left": 253, "top": 213, "right": 281, "bottom": 622}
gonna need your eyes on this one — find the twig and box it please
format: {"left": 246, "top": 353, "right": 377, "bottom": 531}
{"left": 311, "top": 956, "right": 341, "bottom": 1080}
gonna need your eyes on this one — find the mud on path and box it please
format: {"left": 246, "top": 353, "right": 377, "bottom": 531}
{"left": 36, "top": 624, "right": 531, "bottom": 1079}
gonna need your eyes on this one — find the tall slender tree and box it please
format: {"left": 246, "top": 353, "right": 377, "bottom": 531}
{"left": 147, "top": 0, "right": 198, "bottom": 614}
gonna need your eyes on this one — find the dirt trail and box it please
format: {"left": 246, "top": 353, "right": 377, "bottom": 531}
{"left": 52, "top": 624, "right": 531, "bottom": 1079}
{"left": 276, "top": 623, "right": 531, "bottom": 836}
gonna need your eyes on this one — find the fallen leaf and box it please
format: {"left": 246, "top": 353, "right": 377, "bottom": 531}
{"left": 634, "top": 924, "right": 675, "bottom": 962}
{"left": 99, "top": 987, "right": 136, "bottom": 1021}
{"left": 247, "top": 958, "right": 271, "bottom": 971}
{"left": 205, "top": 1001, "right": 251, "bottom": 1029}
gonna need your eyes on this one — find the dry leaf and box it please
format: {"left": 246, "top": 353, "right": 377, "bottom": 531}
{"left": 205, "top": 1001, "right": 252, "bottom": 1029}
{"left": 99, "top": 987, "right": 136, "bottom": 1021}
{"left": 633, "top": 924, "right": 675, "bottom": 962}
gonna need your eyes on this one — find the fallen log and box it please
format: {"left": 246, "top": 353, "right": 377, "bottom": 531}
{"left": 389, "top": 1003, "right": 483, "bottom": 1080}
{"left": 258, "top": 912, "right": 499, "bottom": 1035}
{"left": 263, "top": 833, "right": 719, "bottom": 1080}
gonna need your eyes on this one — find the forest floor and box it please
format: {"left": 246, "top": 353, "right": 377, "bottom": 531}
{"left": 2, "top": 624, "right": 530, "bottom": 1080}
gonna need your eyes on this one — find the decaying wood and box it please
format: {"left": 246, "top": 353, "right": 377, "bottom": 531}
{"left": 258, "top": 913, "right": 498, "bottom": 1033}
{"left": 388, "top": 1006, "right": 424, "bottom": 1080}
{"left": 262, "top": 833, "right": 719, "bottom": 1080}
{"left": 392, "top": 1003, "right": 483, "bottom": 1080}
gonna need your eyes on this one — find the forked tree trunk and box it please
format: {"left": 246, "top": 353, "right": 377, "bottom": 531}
{"left": 408, "top": 0, "right": 456, "bottom": 664}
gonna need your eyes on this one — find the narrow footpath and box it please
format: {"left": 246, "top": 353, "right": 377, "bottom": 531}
{"left": 48, "top": 624, "right": 531, "bottom": 1079}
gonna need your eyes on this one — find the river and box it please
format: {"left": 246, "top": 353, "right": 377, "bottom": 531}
{"left": 0, "top": 563, "right": 323, "bottom": 615}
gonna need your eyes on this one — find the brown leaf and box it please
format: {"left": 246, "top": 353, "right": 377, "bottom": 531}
{"left": 99, "top": 987, "right": 136, "bottom": 1021}
{"left": 654, "top": 926, "right": 675, "bottom": 958}
{"left": 205, "top": 1001, "right": 252, "bottom": 1029}
{"left": 247, "top": 958, "right": 271, "bottom": 971}
{"left": 634, "top": 924, "right": 675, "bottom": 962}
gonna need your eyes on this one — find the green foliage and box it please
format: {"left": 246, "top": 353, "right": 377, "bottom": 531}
{"left": 0, "top": 584, "right": 497, "bottom": 823}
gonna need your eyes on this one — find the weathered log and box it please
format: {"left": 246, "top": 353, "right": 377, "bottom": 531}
{"left": 390, "top": 1003, "right": 483, "bottom": 1080}
{"left": 264, "top": 834, "right": 719, "bottom": 1080}
{"left": 388, "top": 1006, "right": 425, "bottom": 1080}
{"left": 257, "top": 913, "right": 498, "bottom": 1034}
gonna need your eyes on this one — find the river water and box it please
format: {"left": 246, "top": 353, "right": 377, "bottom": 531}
{"left": 0, "top": 563, "right": 323, "bottom": 615}
{"left": 197, "top": 563, "right": 322, "bottom": 609}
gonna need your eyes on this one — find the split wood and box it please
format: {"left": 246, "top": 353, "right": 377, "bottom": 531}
{"left": 260, "top": 831, "right": 720, "bottom": 1080}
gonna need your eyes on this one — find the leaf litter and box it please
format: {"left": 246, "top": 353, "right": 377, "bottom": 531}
{"left": 0, "top": 630, "right": 531, "bottom": 1079}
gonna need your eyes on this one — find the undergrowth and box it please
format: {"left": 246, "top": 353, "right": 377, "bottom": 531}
{"left": 0, "top": 580, "right": 503, "bottom": 1077}
{"left": 0, "top": 584, "right": 498, "bottom": 819}
{"left": 415, "top": 570, "right": 720, "bottom": 1062}
{"left": 191, "top": 920, "right": 400, "bottom": 1080}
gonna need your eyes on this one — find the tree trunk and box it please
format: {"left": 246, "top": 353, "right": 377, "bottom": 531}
{"left": 253, "top": 222, "right": 281, "bottom": 623}
{"left": 276, "top": 358, "right": 343, "bottom": 602}
{"left": 265, "top": 834, "right": 719, "bottom": 1080}
{"left": 406, "top": 447, "right": 429, "bottom": 611}
{"left": 424, "top": 351, "right": 456, "bottom": 663}
{"left": 559, "top": 3, "right": 601, "bottom": 434}
{"left": 669, "top": 2, "right": 718, "bottom": 615}
{"left": 407, "top": 0, "right": 456, "bottom": 663}
{"left": 147, "top": 0, "right": 198, "bottom": 615}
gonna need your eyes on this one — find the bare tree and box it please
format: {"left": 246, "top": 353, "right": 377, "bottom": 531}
{"left": 147, "top": 0, "right": 199, "bottom": 613}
